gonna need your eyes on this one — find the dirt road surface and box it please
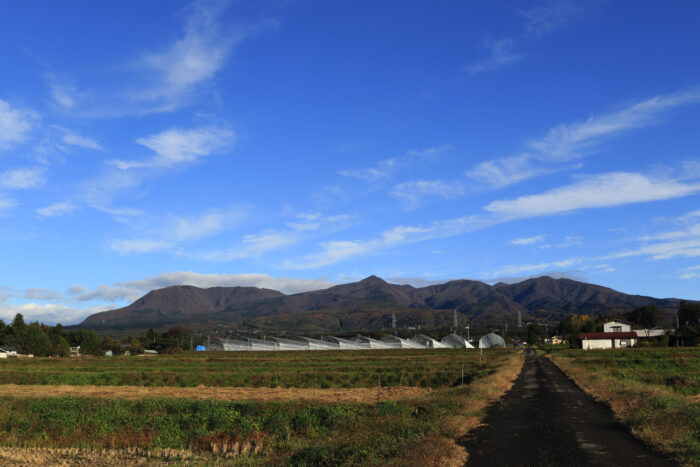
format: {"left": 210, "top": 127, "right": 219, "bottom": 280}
{"left": 462, "top": 349, "right": 677, "bottom": 466}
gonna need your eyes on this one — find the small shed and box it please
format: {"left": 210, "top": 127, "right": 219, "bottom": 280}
{"left": 580, "top": 332, "right": 637, "bottom": 350}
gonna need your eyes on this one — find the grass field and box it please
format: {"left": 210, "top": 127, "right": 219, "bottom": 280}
{"left": 548, "top": 347, "right": 700, "bottom": 467}
{"left": 0, "top": 349, "right": 501, "bottom": 388}
{"left": 0, "top": 348, "right": 523, "bottom": 465}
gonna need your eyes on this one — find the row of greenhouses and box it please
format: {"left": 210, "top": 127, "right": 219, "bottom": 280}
{"left": 213, "top": 332, "right": 505, "bottom": 351}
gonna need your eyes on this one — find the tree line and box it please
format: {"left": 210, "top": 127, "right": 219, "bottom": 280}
{"left": 0, "top": 314, "right": 205, "bottom": 357}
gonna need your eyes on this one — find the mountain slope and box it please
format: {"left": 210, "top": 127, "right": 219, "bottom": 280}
{"left": 79, "top": 275, "right": 683, "bottom": 330}
{"left": 80, "top": 285, "right": 284, "bottom": 327}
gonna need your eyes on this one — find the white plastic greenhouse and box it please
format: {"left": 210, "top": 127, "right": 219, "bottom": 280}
{"left": 213, "top": 333, "right": 503, "bottom": 352}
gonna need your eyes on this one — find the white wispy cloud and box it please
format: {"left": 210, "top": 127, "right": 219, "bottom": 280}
{"left": 0, "top": 167, "right": 46, "bottom": 189}
{"left": 284, "top": 215, "right": 494, "bottom": 269}
{"left": 484, "top": 172, "right": 700, "bottom": 219}
{"left": 110, "top": 126, "right": 235, "bottom": 169}
{"left": 483, "top": 257, "right": 581, "bottom": 278}
{"left": 191, "top": 212, "right": 353, "bottom": 261}
{"left": 50, "top": 84, "right": 76, "bottom": 110}
{"left": 0, "top": 99, "right": 37, "bottom": 150}
{"left": 107, "top": 238, "right": 174, "bottom": 255}
{"left": 286, "top": 166, "right": 700, "bottom": 268}
{"left": 0, "top": 195, "right": 17, "bottom": 212}
{"left": 467, "top": 0, "right": 581, "bottom": 74}
{"left": 61, "top": 130, "right": 103, "bottom": 150}
{"left": 510, "top": 235, "right": 545, "bottom": 245}
{"left": 23, "top": 288, "right": 65, "bottom": 301}
{"left": 172, "top": 208, "right": 247, "bottom": 241}
{"left": 467, "top": 89, "right": 700, "bottom": 188}
{"left": 36, "top": 201, "right": 78, "bottom": 217}
{"left": 107, "top": 206, "right": 247, "bottom": 255}
{"left": 338, "top": 145, "right": 451, "bottom": 182}
{"left": 466, "top": 37, "right": 524, "bottom": 74}
{"left": 390, "top": 179, "right": 465, "bottom": 208}
{"left": 130, "top": 0, "right": 254, "bottom": 113}
{"left": 608, "top": 222, "right": 700, "bottom": 261}
{"left": 679, "top": 265, "right": 700, "bottom": 280}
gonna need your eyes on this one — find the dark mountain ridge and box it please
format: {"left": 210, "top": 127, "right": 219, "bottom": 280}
{"left": 79, "top": 275, "right": 683, "bottom": 331}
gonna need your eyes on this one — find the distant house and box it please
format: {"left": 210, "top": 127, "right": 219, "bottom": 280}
{"left": 144, "top": 349, "right": 158, "bottom": 355}
{"left": 580, "top": 332, "right": 637, "bottom": 350}
{"left": 603, "top": 320, "right": 633, "bottom": 333}
{"left": 0, "top": 346, "right": 18, "bottom": 358}
{"left": 69, "top": 346, "right": 80, "bottom": 356}
{"left": 544, "top": 335, "right": 567, "bottom": 345}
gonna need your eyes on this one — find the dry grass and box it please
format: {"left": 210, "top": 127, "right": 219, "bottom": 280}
{"left": 0, "top": 446, "right": 227, "bottom": 466}
{"left": 549, "top": 353, "right": 700, "bottom": 467}
{"left": 393, "top": 352, "right": 525, "bottom": 467}
{"left": 0, "top": 383, "right": 427, "bottom": 403}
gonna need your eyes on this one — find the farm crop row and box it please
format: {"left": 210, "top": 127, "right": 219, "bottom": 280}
{"left": 0, "top": 349, "right": 504, "bottom": 389}
{"left": 0, "top": 351, "right": 522, "bottom": 465}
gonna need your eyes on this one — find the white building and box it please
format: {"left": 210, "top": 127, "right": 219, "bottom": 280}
{"left": 602, "top": 320, "right": 633, "bottom": 333}
{"left": 580, "top": 332, "right": 637, "bottom": 349}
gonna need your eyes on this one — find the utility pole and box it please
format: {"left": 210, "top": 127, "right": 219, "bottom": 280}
{"left": 466, "top": 324, "right": 470, "bottom": 341}
{"left": 517, "top": 310, "right": 522, "bottom": 328}
{"left": 392, "top": 313, "right": 396, "bottom": 330}
{"left": 453, "top": 310, "right": 458, "bottom": 333}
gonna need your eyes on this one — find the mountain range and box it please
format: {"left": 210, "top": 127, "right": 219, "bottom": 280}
{"left": 79, "top": 275, "right": 683, "bottom": 332}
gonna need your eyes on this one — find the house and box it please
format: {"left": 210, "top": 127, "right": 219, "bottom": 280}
{"left": 544, "top": 335, "right": 567, "bottom": 345}
{"left": 580, "top": 332, "right": 637, "bottom": 349}
{"left": 0, "top": 346, "right": 18, "bottom": 358}
{"left": 69, "top": 346, "right": 80, "bottom": 357}
{"left": 603, "top": 320, "right": 633, "bottom": 333}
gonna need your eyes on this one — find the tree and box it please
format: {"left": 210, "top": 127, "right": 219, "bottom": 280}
{"left": 526, "top": 324, "right": 545, "bottom": 345}
{"left": 559, "top": 314, "right": 596, "bottom": 348}
{"left": 625, "top": 305, "right": 659, "bottom": 329}
{"left": 23, "top": 323, "right": 51, "bottom": 356}
{"left": 678, "top": 301, "right": 700, "bottom": 327}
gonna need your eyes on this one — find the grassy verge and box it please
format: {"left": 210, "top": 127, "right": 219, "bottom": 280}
{"left": 549, "top": 349, "right": 700, "bottom": 466}
{"left": 0, "top": 350, "right": 523, "bottom": 466}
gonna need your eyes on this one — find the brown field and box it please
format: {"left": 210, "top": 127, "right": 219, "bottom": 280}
{"left": 0, "top": 383, "right": 428, "bottom": 403}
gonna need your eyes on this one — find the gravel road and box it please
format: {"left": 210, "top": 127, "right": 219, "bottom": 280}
{"left": 461, "top": 349, "right": 677, "bottom": 466}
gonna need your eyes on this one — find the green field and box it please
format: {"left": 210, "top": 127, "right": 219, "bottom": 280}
{"left": 548, "top": 347, "right": 700, "bottom": 395}
{"left": 0, "top": 349, "right": 520, "bottom": 465}
{"left": 0, "top": 349, "right": 501, "bottom": 388}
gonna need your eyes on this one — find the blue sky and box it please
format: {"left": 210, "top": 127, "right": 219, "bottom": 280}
{"left": 2, "top": 0, "right": 700, "bottom": 324}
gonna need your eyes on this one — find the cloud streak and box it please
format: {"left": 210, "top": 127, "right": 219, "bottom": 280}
{"left": 467, "top": 88, "right": 700, "bottom": 188}
{"left": 467, "top": 0, "right": 581, "bottom": 74}
{"left": 0, "top": 99, "right": 36, "bottom": 150}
